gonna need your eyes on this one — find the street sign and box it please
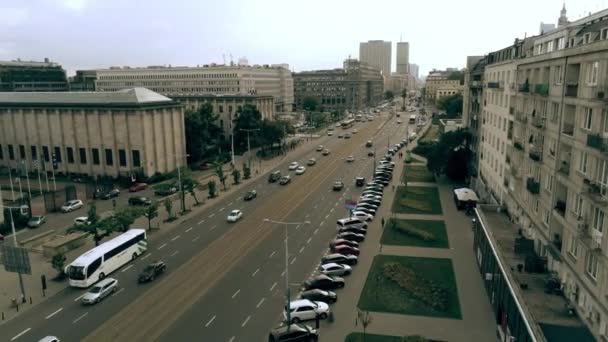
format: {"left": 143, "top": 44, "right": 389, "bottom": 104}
{"left": 345, "top": 199, "right": 357, "bottom": 210}
{"left": 1, "top": 245, "right": 32, "bottom": 275}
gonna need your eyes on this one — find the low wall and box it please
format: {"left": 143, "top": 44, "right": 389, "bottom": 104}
{"left": 19, "top": 230, "right": 55, "bottom": 250}
{"left": 42, "top": 233, "right": 88, "bottom": 258}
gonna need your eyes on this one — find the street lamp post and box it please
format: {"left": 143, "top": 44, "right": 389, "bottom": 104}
{"left": 1, "top": 204, "right": 27, "bottom": 303}
{"left": 169, "top": 153, "right": 190, "bottom": 214}
{"left": 263, "top": 218, "right": 310, "bottom": 327}
{"left": 240, "top": 128, "right": 260, "bottom": 169}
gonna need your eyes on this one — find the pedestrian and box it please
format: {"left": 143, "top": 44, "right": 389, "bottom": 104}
{"left": 381, "top": 217, "right": 385, "bottom": 228}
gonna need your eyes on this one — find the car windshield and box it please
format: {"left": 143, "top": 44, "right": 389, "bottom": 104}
{"left": 68, "top": 265, "right": 86, "bottom": 280}
{"left": 231, "top": 210, "right": 239, "bottom": 215}
{"left": 143, "top": 265, "right": 155, "bottom": 273}
{"left": 89, "top": 286, "right": 102, "bottom": 294}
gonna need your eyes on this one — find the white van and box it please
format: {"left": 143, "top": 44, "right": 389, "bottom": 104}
{"left": 337, "top": 217, "right": 368, "bottom": 230}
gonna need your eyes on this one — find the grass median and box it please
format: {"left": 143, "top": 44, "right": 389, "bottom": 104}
{"left": 402, "top": 164, "right": 435, "bottom": 183}
{"left": 381, "top": 218, "right": 449, "bottom": 249}
{"left": 392, "top": 186, "right": 442, "bottom": 215}
{"left": 345, "top": 333, "right": 444, "bottom": 342}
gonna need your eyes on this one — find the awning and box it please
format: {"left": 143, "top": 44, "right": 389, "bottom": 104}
{"left": 453, "top": 188, "right": 480, "bottom": 202}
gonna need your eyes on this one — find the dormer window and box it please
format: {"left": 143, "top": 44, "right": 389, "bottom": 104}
{"left": 601, "top": 28, "right": 608, "bottom": 40}
{"left": 584, "top": 33, "right": 591, "bottom": 44}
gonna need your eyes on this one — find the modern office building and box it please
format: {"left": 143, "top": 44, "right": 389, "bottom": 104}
{"left": 71, "top": 64, "right": 294, "bottom": 112}
{"left": 396, "top": 42, "right": 410, "bottom": 75}
{"left": 359, "top": 40, "right": 392, "bottom": 76}
{"left": 409, "top": 63, "right": 419, "bottom": 79}
{"left": 0, "top": 59, "right": 68, "bottom": 92}
{"left": 468, "top": 7, "right": 608, "bottom": 341}
{"left": 0, "top": 88, "right": 185, "bottom": 178}
{"left": 293, "top": 59, "right": 383, "bottom": 112}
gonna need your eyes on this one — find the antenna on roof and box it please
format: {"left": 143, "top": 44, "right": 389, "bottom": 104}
{"left": 229, "top": 53, "right": 233, "bottom": 66}
{"left": 222, "top": 54, "right": 226, "bottom": 65}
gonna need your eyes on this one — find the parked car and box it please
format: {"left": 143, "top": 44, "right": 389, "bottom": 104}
{"left": 128, "top": 196, "right": 152, "bottom": 206}
{"left": 307, "top": 158, "right": 316, "bottom": 166}
{"left": 367, "top": 151, "right": 375, "bottom": 157}
{"left": 355, "top": 206, "right": 376, "bottom": 216}
{"left": 0, "top": 233, "right": 4, "bottom": 241}
{"left": 268, "top": 324, "right": 319, "bottom": 342}
{"left": 328, "top": 239, "right": 359, "bottom": 249}
{"left": 279, "top": 175, "right": 292, "bottom": 185}
{"left": 61, "top": 199, "right": 84, "bottom": 213}
{"left": 244, "top": 190, "right": 257, "bottom": 201}
{"left": 99, "top": 188, "right": 120, "bottom": 200}
{"left": 320, "top": 263, "right": 352, "bottom": 276}
{"left": 300, "top": 289, "right": 337, "bottom": 304}
{"left": 227, "top": 209, "right": 243, "bottom": 222}
{"left": 338, "top": 226, "right": 367, "bottom": 236}
{"left": 365, "top": 141, "right": 373, "bottom": 147}
{"left": 284, "top": 299, "right": 330, "bottom": 324}
{"left": 289, "top": 162, "right": 299, "bottom": 170}
{"left": 337, "top": 133, "right": 344, "bottom": 138}
{"left": 199, "top": 162, "right": 213, "bottom": 170}
{"left": 327, "top": 131, "right": 333, "bottom": 136}
{"left": 332, "top": 181, "right": 344, "bottom": 191}
{"left": 352, "top": 129, "right": 358, "bottom": 134}
{"left": 154, "top": 184, "right": 178, "bottom": 196}
{"left": 360, "top": 194, "right": 382, "bottom": 201}
{"left": 129, "top": 183, "right": 148, "bottom": 192}
{"left": 359, "top": 198, "right": 381, "bottom": 207}
{"left": 332, "top": 244, "right": 361, "bottom": 256}
{"left": 138, "top": 261, "right": 166, "bottom": 283}
{"left": 27, "top": 215, "right": 46, "bottom": 228}
{"left": 81, "top": 278, "right": 118, "bottom": 305}
{"left": 351, "top": 211, "right": 374, "bottom": 221}
{"left": 303, "top": 275, "right": 345, "bottom": 291}
{"left": 295, "top": 166, "right": 306, "bottom": 175}
{"left": 74, "top": 216, "right": 90, "bottom": 226}
{"left": 321, "top": 253, "right": 358, "bottom": 266}
{"left": 344, "top": 133, "right": 351, "bottom": 139}
{"left": 37, "top": 337, "right": 60, "bottom": 342}
{"left": 337, "top": 232, "right": 365, "bottom": 242}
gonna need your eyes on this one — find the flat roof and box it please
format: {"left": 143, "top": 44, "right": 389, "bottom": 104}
{"left": 171, "top": 93, "right": 273, "bottom": 100}
{"left": 0, "top": 88, "right": 175, "bottom": 106}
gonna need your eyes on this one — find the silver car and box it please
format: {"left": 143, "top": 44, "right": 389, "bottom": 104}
{"left": 319, "top": 263, "right": 352, "bottom": 276}
{"left": 27, "top": 215, "right": 46, "bottom": 228}
{"left": 81, "top": 278, "right": 118, "bottom": 305}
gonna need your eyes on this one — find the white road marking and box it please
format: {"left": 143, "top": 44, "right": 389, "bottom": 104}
{"left": 11, "top": 328, "right": 31, "bottom": 341}
{"left": 121, "top": 264, "right": 134, "bottom": 273}
{"left": 313, "top": 204, "right": 318, "bottom": 209}
{"left": 256, "top": 297, "right": 265, "bottom": 308}
{"left": 72, "top": 312, "right": 88, "bottom": 324}
{"left": 314, "top": 228, "right": 319, "bottom": 235}
{"left": 305, "top": 214, "right": 310, "bottom": 218}
{"left": 45, "top": 308, "right": 63, "bottom": 319}
{"left": 306, "top": 237, "right": 312, "bottom": 244}
{"left": 295, "top": 224, "right": 300, "bottom": 230}
{"left": 232, "top": 289, "right": 240, "bottom": 298}
{"left": 330, "top": 208, "right": 335, "bottom": 213}
{"left": 228, "top": 337, "right": 235, "bottom": 342}
{"left": 170, "top": 250, "right": 179, "bottom": 257}
{"left": 209, "top": 213, "right": 215, "bottom": 218}
{"left": 325, "top": 214, "right": 329, "bottom": 220}
{"left": 299, "top": 246, "right": 305, "bottom": 254}
{"left": 141, "top": 253, "right": 151, "bottom": 261}
{"left": 205, "top": 315, "right": 216, "bottom": 327}
{"left": 290, "top": 257, "right": 297, "bottom": 265}
{"left": 228, "top": 201, "right": 233, "bottom": 206}
{"left": 281, "top": 270, "right": 286, "bottom": 277}
{"left": 193, "top": 235, "right": 200, "bottom": 242}
{"left": 198, "top": 219, "right": 205, "bottom": 225}
{"left": 158, "top": 243, "right": 167, "bottom": 250}
{"left": 171, "top": 235, "right": 180, "bottom": 241}
{"left": 74, "top": 293, "right": 87, "bottom": 302}
{"left": 112, "top": 288, "right": 125, "bottom": 296}
{"left": 252, "top": 268, "right": 259, "bottom": 277}
{"left": 268, "top": 251, "right": 276, "bottom": 258}
{"left": 219, "top": 207, "right": 225, "bottom": 211}
{"left": 270, "top": 282, "right": 277, "bottom": 291}
{"left": 185, "top": 227, "right": 193, "bottom": 233}
{"left": 210, "top": 225, "right": 217, "bottom": 231}
{"left": 241, "top": 315, "right": 251, "bottom": 327}
{"left": 320, "top": 220, "right": 325, "bottom": 226}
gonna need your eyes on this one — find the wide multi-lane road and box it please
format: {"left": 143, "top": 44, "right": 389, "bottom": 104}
{"left": 4, "top": 109, "right": 411, "bottom": 342}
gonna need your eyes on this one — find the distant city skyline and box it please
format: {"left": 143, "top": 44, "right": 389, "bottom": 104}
{"left": 0, "top": 0, "right": 606, "bottom": 77}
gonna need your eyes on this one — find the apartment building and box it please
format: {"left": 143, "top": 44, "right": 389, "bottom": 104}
{"left": 424, "top": 71, "right": 462, "bottom": 104}
{"left": 72, "top": 64, "right": 294, "bottom": 112}
{"left": 470, "top": 7, "right": 608, "bottom": 340}
{"left": 462, "top": 56, "right": 485, "bottom": 182}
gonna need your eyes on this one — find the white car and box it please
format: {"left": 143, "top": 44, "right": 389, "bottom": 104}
{"left": 328, "top": 131, "right": 333, "bottom": 136}
{"left": 346, "top": 156, "right": 355, "bottom": 163}
{"left": 319, "top": 262, "right": 352, "bottom": 276}
{"left": 316, "top": 145, "right": 324, "bottom": 151}
{"left": 284, "top": 299, "right": 330, "bottom": 324}
{"left": 227, "top": 209, "right": 243, "bottom": 222}
{"left": 289, "top": 162, "right": 299, "bottom": 170}
{"left": 352, "top": 129, "right": 358, "bottom": 134}
{"left": 74, "top": 216, "right": 91, "bottom": 226}
{"left": 295, "top": 166, "right": 306, "bottom": 175}
{"left": 61, "top": 199, "right": 84, "bottom": 213}
{"left": 351, "top": 211, "right": 374, "bottom": 221}
{"left": 360, "top": 194, "right": 382, "bottom": 201}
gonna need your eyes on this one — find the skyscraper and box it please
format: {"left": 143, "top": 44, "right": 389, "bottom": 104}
{"left": 409, "top": 63, "right": 419, "bottom": 79}
{"left": 396, "top": 42, "right": 409, "bottom": 75}
{"left": 359, "top": 40, "right": 391, "bottom": 76}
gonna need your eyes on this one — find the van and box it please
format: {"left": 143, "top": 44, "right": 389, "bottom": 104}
{"left": 268, "top": 171, "right": 281, "bottom": 183}
{"left": 337, "top": 217, "right": 368, "bottom": 230}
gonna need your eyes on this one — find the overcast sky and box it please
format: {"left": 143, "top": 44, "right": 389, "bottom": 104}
{"left": 1, "top": 0, "right": 606, "bottom": 76}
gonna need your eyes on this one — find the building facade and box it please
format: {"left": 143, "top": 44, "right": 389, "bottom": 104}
{"left": 0, "top": 59, "right": 68, "bottom": 92}
{"left": 359, "top": 40, "right": 392, "bottom": 77}
{"left": 409, "top": 63, "right": 419, "bottom": 79}
{"left": 462, "top": 56, "right": 486, "bottom": 182}
{"left": 0, "top": 88, "right": 185, "bottom": 178}
{"left": 72, "top": 64, "right": 294, "bottom": 112}
{"left": 396, "top": 42, "right": 410, "bottom": 75}
{"left": 424, "top": 71, "right": 462, "bottom": 103}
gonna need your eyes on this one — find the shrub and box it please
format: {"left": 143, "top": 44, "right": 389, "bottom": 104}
{"left": 382, "top": 262, "right": 448, "bottom": 312}
{"left": 392, "top": 222, "right": 436, "bottom": 241}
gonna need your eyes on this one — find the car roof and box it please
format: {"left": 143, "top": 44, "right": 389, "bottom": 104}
{"left": 93, "top": 277, "right": 117, "bottom": 287}
{"left": 37, "top": 337, "right": 60, "bottom": 342}
{"left": 289, "top": 299, "right": 314, "bottom": 308}
{"left": 321, "top": 262, "right": 342, "bottom": 268}
{"left": 270, "top": 324, "right": 312, "bottom": 335}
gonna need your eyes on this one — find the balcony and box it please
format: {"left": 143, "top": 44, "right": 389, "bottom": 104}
{"left": 514, "top": 141, "right": 524, "bottom": 151}
{"left": 565, "top": 84, "right": 578, "bottom": 97}
{"left": 534, "top": 83, "right": 549, "bottom": 96}
{"left": 518, "top": 83, "right": 530, "bottom": 93}
{"left": 558, "top": 161, "right": 570, "bottom": 175}
{"left": 586, "top": 133, "right": 608, "bottom": 152}
{"left": 554, "top": 200, "right": 566, "bottom": 217}
{"left": 529, "top": 148, "right": 543, "bottom": 162}
{"left": 583, "top": 180, "right": 608, "bottom": 204}
{"left": 515, "top": 111, "right": 528, "bottom": 123}
{"left": 526, "top": 177, "right": 540, "bottom": 194}
{"left": 531, "top": 116, "right": 545, "bottom": 129}
{"left": 509, "top": 107, "right": 515, "bottom": 115}
{"left": 562, "top": 123, "right": 574, "bottom": 136}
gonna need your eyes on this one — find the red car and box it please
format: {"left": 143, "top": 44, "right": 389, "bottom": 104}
{"left": 129, "top": 182, "right": 148, "bottom": 192}
{"left": 331, "top": 245, "right": 360, "bottom": 256}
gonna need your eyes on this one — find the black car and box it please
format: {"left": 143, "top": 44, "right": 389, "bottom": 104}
{"left": 101, "top": 188, "right": 120, "bottom": 200}
{"left": 138, "top": 261, "right": 166, "bottom": 283}
{"left": 304, "top": 275, "right": 345, "bottom": 291}
{"left": 244, "top": 190, "right": 257, "bottom": 201}
{"left": 367, "top": 151, "right": 375, "bottom": 157}
{"left": 355, "top": 177, "right": 365, "bottom": 187}
{"left": 337, "top": 232, "right": 365, "bottom": 242}
{"left": 268, "top": 324, "right": 319, "bottom": 342}
{"left": 129, "top": 196, "right": 152, "bottom": 206}
{"left": 338, "top": 226, "right": 367, "bottom": 235}
{"left": 383, "top": 155, "right": 392, "bottom": 161}
{"left": 321, "top": 253, "right": 358, "bottom": 266}
{"left": 300, "top": 289, "right": 338, "bottom": 304}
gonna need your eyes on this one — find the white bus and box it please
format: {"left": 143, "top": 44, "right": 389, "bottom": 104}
{"left": 409, "top": 115, "right": 417, "bottom": 124}
{"left": 355, "top": 114, "right": 363, "bottom": 122}
{"left": 66, "top": 229, "right": 147, "bottom": 288}
{"left": 341, "top": 118, "right": 355, "bottom": 129}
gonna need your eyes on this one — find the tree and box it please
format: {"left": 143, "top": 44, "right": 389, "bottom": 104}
{"left": 182, "top": 176, "right": 202, "bottom": 206}
{"left": 214, "top": 161, "right": 227, "bottom": 191}
{"left": 415, "top": 129, "right": 472, "bottom": 181}
{"left": 384, "top": 90, "right": 394, "bottom": 100}
{"left": 51, "top": 253, "right": 67, "bottom": 278}
{"left": 184, "top": 103, "right": 223, "bottom": 163}
{"left": 436, "top": 94, "right": 463, "bottom": 118}
{"left": 357, "top": 309, "right": 373, "bottom": 342}
{"left": 302, "top": 96, "right": 318, "bottom": 112}
{"left": 233, "top": 104, "right": 263, "bottom": 153}
{"left": 208, "top": 180, "right": 217, "bottom": 198}
{"left": 144, "top": 201, "right": 159, "bottom": 231}
{"left": 164, "top": 198, "right": 174, "bottom": 221}
{"left": 68, "top": 203, "right": 112, "bottom": 246}
{"left": 242, "top": 162, "right": 251, "bottom": 180}
{"left": 232, "top": 168, "right": 241, "bottom": 185}
{"left": 112, "top": 207, "right": 143, "bottom": 232}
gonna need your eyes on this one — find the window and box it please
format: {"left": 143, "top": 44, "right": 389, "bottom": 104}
{"left": 105, "top": 149, "right": 113, "bottom": 166}
{"left": 132, "top": 150, "right": 141, "bottom": 167}
{"left": 586, "top": 252, "right": 599, "bottom": 279}
{"left": 534, "top": 199, "right": 540, "bottom": 213}
{"left": 568, "top": 237, "right": 579, "bottom": 258}
{"left": 544, "top": 209, "right": 550, "bottom": 226}
{"left": 19, "top": 145, "right": 25, "bottom": 159}
{"left": 31, "top": 146, "right": 37, "bottom": 160}
{"left": 547, "top": 40, "right": 554, "bottom": 52}
{"left": 593, "top": 207, "right": 604, "bottom": 233}
{"left": 53, "top": 147, "right": 61, "bottom": 163}
{"left": 87, "top": 257, "right": 102, "bottom": 275}
{"left": 0, "top": 144, "right": 3, "bottom": 160}
{"left": 79, "top": 148, "right": 87, "bottom": 164}
{"left": 569, "top": 38, "right": 575, "bottom": 48}
{"left": 8, "top": 144, "right": 14, "bottom": 160}
{"left": 574, "top": 194, "right": 585, "bottom": 217}
{"left": 42, "top": 146, "right": 49, "bottom": 162}
{"left": 554, "top": 65, "right": 563, "bottom": 84}
{"left": 602, "top": 28, "right": 608, "bottom": 40}
{"left": 92, "top": 148, "right": 100, "bottom": 165}
{"left": 557, "top": 37, "right": 565, "bottom": 49}
{"left": 118, "top": 149, "right": 127, "bottom": 167}
{"left": 579, "top": 151, "right": 588, "bottom": 174}
{"left": 583, "top": 107, "right": 593, "bottom": 130}
{"left": 67, "top": 147, "right": 74, "bottom": 164}
{"left": 219, "top": 105, "right": 224, "bottom": 113}
{"left": 586, "top": 62, "right": 598, "bottom": 85}
{"left": 545, "top": 174, "right": 553, "bottom": 191}
{"left": 551, "top": 102, "right": 559, "bottom": 122}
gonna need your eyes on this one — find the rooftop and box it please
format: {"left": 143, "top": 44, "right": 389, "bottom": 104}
{"left": 0, "top": 60, "right": 61, "bottom": 68}
{"left": 0, "top": 88, "right": 173, "bottom": 105}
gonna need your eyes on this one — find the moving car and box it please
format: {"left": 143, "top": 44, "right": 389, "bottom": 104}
{"left": 321, "top": 253, "right": 358, "bottom": 266}
{"left": 332, "top": 181, "right": 344, "bottom": 191}
{"left": 129, "top": 182, "right": 148, "bottom": 192}
{"left": 409, "top": 132, "right": 418, "bottom": 141}
{"left": 367, "top": 151, "right": 375, "bottom": 156}
{"left": 332, "top": 244, "right": 361, "bottom": 256}
{"left": 268, "top": 171, "right": 282, "bottom": 183}
{"left": 365, "top": 141, "right": 373, "bottom": 147}
{"left": 74, "top": 216, "right": 90, "bottom": 226}
{"left": 307, "top": 158, "right": 316, "bottom": 166}
{"left": 284, "top": 299, "right": 330, "bottom": 323}
{"left": 279, "top": 175, "right": 291, "bottom": 185}
{"left": 289, "top": 162, "right": 299, "bottom": 170}
{"left": 227, "top": 209, "right": 243, "bottom": 222}
{"left": 316, "top": 145, "right": 324, "bottom": 151}
{"left": 99, "top": 188, "right": 121, "bottom": 200}
{"left": 27, "top": 215, "right": 46, "bottom": 228}
{"left": 351, "top": 211, "right": 374, "bottom": 221}
{"left": 295, "top": 166, "right": 306, "bottom": 175}
{"left": 355, "top": 177, "right": 365, "bottom": 186}
{"left": 344, "top": 133, "right": 351, "bottom": 139}
{"left": 128, "top": 196, "right": 152, "bottom": 206}
{"left": 81, "top": 278, "right": 118, "bottom": 305}
{"left": 322, "top": 149, "right": 331, "bottom": 156}
{"left": 138, "top": 261, "right": 166, "bottom": 283}
{"left": 61, "top": 199, "right": 84, "bottom": 213}
{"left": 337, "top": 232, "right": 365, "bottom": 242}
{"left": 328, "top": 239, "right": 359, "bottom": 249}
{"left": 244, "top": 190, "right": 257, "bottom": 201}
{"left": 319, "top": 263, "right": 352, "bottom": 276}
{"left": 268, "top": 324, "right": 319, "bottom": 342}
{"left": 345, "top": 156, "right": 355, "bottom": 163}
{"left": 303, "top": 275, "right": 345, "bottom": 291}
{"left": 38, "top": 337, "right": 60, "bottom": 342}
{"left": 300, "top": 289, "right": 337, "bottom": 304}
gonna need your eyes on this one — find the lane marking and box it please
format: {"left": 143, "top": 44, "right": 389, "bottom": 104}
{"left": 270, "top": 282, "right": 277, "bottom": 291}
{"left": 209, "top": 213, "right": 215, "bottom": 218}
{"left": 205, "top": 315, "right": 216, "bottom": 327}
{"left": 112, "top": 288, "right": 125, "bottom": 296}
{"left": 299, "top": 246, "right": 305, "bottom": 254}
{"left": 228, "top": 201, "right": 233, "bottom": 206}
{"left": 232, "top": 289, "right": 240, "bottom": 299}
{"left": 325, "top": 214, "right": 329, "bottom": 220}
{"left": 281, "top": 270, "right": 286, "bottom": 277}
{"left": 252, "top": 268, "right": 259, "bottom": 277}
{"left": 74, "top": 293, "right": 86, "bottom": 302}
{"left": 185, "top": 227, "right": 193, "bottom": 233}
{"left": 171, "top": 235, "right": 180, "bottom": 241}
{"left": 306, "top": 237, "right": 312, "bottom": 244}
{"left": 320, "top": 220, "right": 325, "bottom": 226}
{"left": 228, "top": 337, "right": 235, "bottom": 342}
{"left": 121, "top": 264, "right": 134, "bottom": 273}
{"left": 256, "top": 297, "right": 265, "bottom": 308}
{"left": 198, "top": 219, "right": 205, "bottom": 225}
{"left": 219, "top": 207, "right": 225, "bottom": 211}
{"left": 268, "top": 251, "right": 276, "bottom": 258}
{"left": 11, "top": 328, "right": 31, "bottom": 341}
{"left": 158, "top": 243, "right": 167, "bottom": 250}
{"left": 193, "top": 235, "right": 200, "bottom": 242}
{"left": 170, "top": 250, "right": 179, "bottom": 257}
{"left": 241, "top": 315, "right": 251, "bottom": 327}
{"left": 73, "top": 312, "right": 88, "bottom": 324}
{"left": 141, "top": 253, "right": 151, "bottom": 261}
{"left": 314, "top": 228, "right": 319, "bottom": 235}
{"left": 210, "top": 225, "right": 217, "bottom": 231}
{"left": 45, "top": 308, "right": 63, "bottom": 319}
{"left": 290, "top": 257, "right": 297, "bottom": 265}
{"left": 295, "top": 224, "right": 300, "bottom": 230}
{"left": 305, "top": 214, "right": 310, "bottom": 218}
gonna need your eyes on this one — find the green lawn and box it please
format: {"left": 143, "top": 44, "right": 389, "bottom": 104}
{"left": 392, "top": 186, "right": 443, "bottom": 215}
{"left": 345, "top": 333, "right": 443, "bottom": 342}
{"left": 358, "top": 255, "right": 461, "bottom": 319}
{"left": 381, "top": 219, "right": 449, "bottom": 249}
{"left": 402, "top": 164, "right": 435, "bottom": 183}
